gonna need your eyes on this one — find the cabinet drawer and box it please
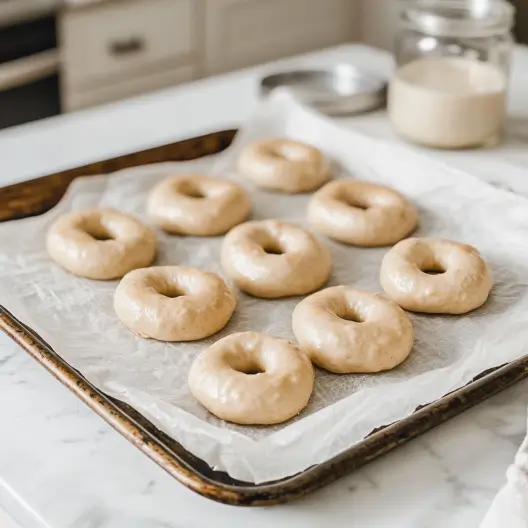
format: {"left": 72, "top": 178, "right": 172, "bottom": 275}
{"left": 61, "top": 0, "right": 195, "bottom": 87}
{"left": 63, "top": 63, "right": 196, "bottom": 111}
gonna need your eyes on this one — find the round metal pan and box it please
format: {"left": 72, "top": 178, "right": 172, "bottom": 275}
{"left": 260, "top": 64, "right": 387, "bottom": 116}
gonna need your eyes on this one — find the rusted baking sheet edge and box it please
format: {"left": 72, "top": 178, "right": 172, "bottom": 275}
{"left": 2, "top": 306, "right": 527, "bottom": 505}
{"left": 1, "top": 127, "right": 528, "bottom": 505}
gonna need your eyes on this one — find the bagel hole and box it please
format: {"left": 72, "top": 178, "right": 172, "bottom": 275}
{"left": 158, "top": 285, "right": 185, "bottom": 299}
{"left": 85, "top": 225, "right": 115, "bottom": 241}
{"left": 341, "top": 194, "right": 369, "bottom": 210}
{"left": 339, "top": 311, "right": 365, "bottom": 323}
{"left": 420, "top": 263, "right": 446, "bottom": 275}
{"left": 242, "top": 365, "right": 265, "bottom": 375}
{"left": 269, "top": 148, "right": 285, "bottom": 160}
{"left": 262, "top": 240, "right": 285, "bottom": 255}
{"left": 179, "top": 181, "right": 206, "bottom": 199}
{"left": 230, "top": 359, "right": 265, "bottom": 376}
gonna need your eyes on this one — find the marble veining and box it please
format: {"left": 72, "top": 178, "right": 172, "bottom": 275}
{"left": 1, "top": 44, "right": 528, "bottom": 527}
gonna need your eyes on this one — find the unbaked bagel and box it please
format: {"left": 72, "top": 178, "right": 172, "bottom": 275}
{"left": 292, "top": 286, "right": 414, "bottom": 373}
{"left": 188, "top": 331, "right": 314, "bottom": 425}
{"left": 237, "top": 138, "right": 330, "bottom": 193}
{"left": 221, "top": 220, "right": 332, "bottom": 298}
{"left": 380, "top": 238, "right": 493, "bottom": 314}
{"left": 114, "top": 266, "right": 236, "bottom": 341}
{"left": 307, "top": 180, "right": 418, "bottom": 246}
{"left": 146, "top": 174, "right": 251, "bottom": 236}
{"left": 46, "top": 208, "right": 156, "bottom": 280}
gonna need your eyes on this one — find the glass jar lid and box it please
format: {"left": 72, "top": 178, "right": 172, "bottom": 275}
{"left": 401, "top": 0, "right": 515, "bottom": 38}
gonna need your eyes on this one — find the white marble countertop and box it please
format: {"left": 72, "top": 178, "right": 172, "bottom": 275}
{"left": 1, "top": 44, "right": 528, "bottom": 528}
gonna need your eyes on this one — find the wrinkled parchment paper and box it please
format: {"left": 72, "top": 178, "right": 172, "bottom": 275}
{"left": 2, "top": 93, "right": 528, "bottom": 483}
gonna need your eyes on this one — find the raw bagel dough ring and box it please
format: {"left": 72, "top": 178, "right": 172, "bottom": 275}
{"left": 188, "top": 331, "right": 314, "bottom": 425}
{"left": 380, "top": 238, "right": 493, "bottom": 314}
{"left": 147, "top": 174, "right": 251, "bottom": 236}
{"left": 46, "top": 208, "right": 156, "bottom": 280}
{"left": 292, "top": 286, "right": 414, "bottom": 373}
{"left": 113, "top": 266, "right": 236, "bottom": 341}
{"left": 307, "top": 180, "right": 418, "bottom": 246}
{"left": 221, "top": 219, "right": 332, "bottom": 298}
{"left": 237, "top": 138, "right": 330, "bottom": 193}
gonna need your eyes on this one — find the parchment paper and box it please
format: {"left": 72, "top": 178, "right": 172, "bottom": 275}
{"left": 2, "top": 92, "right": 528, "bottom": 483}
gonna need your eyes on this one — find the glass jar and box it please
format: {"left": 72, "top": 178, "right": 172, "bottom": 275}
{"left": 388, "top": 0, "right": 515, "bottom": 149}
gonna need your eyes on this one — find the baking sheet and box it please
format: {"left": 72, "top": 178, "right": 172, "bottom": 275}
{"left": 1, "top": 92, "right": 528, "bottom": 483}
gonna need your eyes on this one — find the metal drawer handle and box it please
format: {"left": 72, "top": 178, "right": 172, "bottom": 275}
{"left": 109, "top": 37, "right": 145, "bottom": 57}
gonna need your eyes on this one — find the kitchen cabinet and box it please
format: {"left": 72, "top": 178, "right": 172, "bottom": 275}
{"left": 60, "top": 0, "right": 199, "bottom": 111}
{"left": 359, "top": 0, "right": 399, "bottom": 51}
{"left": 60, "top": 0, "right": 359, "bottom": 111}
{"left": 203, "top": 0, "right": 358, "bottom": 75}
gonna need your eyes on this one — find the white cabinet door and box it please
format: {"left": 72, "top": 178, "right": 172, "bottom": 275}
{"left": 64, "top": 64, "right": 196, "bottom": 111}
{"left": 204, "top": 0, "right": 359, "bottom": 75}
{"left": 61, "top": 0, "right": 196, "bottom": 88}
{"left": 60, "top": 0, "right": 199, "bottom": 111}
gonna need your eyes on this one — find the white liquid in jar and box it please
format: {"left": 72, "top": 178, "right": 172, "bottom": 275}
{"left": 388, "top": 58, "right": 507, "bottom": 149}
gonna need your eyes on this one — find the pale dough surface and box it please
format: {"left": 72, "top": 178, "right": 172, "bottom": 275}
{"left": 147, "top": 174, "right": 251, "bottom": 236}
{"left": 292, "top": 286, "right": 414, "bottom": 374}
{"left": 308, "top": 180, "right": 418, "bottom": 247}
{"left": 188, "top": 331, "right": 314, "bottom": 425}
{"left": 113, "top": 266, "right": 236, "bottom": 341}
{"left": 221, "top": 219, "right": 332, "bottom": 298}
{"left": 380, "top": 237, "right": 493, "bottom": 314}
{"left": 237, "top": 138, "right": 330, "bottom": 193}
{"left": 46, "top": 208, "right": 156, "bottom": 280}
